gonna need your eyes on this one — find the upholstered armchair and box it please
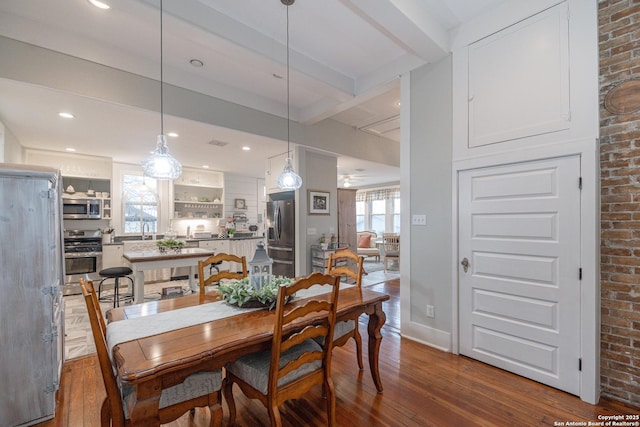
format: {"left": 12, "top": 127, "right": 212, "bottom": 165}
{"left": 356, "top": 231, "right": 379, "bottom": 262}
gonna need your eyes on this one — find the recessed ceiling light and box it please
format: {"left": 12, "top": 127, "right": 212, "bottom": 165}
{"left": 58, "top": 112, "right": 74, "bottom": 119}
{"left": 242, "top": 146, "right": 251, "bottom": 151}
{"left": 396, "top": 100, "right": 401, "bottom": 107}
{"left": 65, "top": 147, "right": 76, "bottom": 152}
{"left": 189, "top": 59, "right": 204, "bottom": 68}
{"left": 88, "top": 0, "right": 110, "bottom": 10}
{"left": 167, "top": 132, "right": 179, "bottom": 137}
{"left": 202, "top": 165, "right": 210, "bottom": 169}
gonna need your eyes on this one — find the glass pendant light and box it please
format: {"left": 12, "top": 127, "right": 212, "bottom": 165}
{"left": 142, "top": 0, "right": 182, "bottom": 180}
{"left": 277, "top": 0, "right": 302, "bottom": 191}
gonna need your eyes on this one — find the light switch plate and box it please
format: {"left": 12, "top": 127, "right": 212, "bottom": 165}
{"left": 412, "top": 214, "right": 427, "bottom": 226}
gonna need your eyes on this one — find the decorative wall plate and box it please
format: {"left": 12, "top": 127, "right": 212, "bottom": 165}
{"left": 604, "top": 79, "right": 640, "bottom": 114}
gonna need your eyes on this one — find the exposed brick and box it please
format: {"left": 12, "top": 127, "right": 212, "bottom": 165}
{"left": 601, "top": 297, "right": 634, "bottom": 310}
{"left": 609, "top": 255, "right": 640, "bottom": 265}
{"left": 603, "top": 247, "right": 634, "bottom": 255}
{"left": 610, "top": 203, "right": 640, "bottom": 212}
{"left": 611, "top": 4, "right": 640, "bottom": 22}
{"left": 602, "top": 348, "right": 633, "bottom": 364}
{"left": 602, "top": 315, "right": 633, "bottom": 328}
{"left": 602, "top": 177, "right": 632, "bottom": 187}
{"left": 602, "top": 212, "right": 633, "bottom": 220}
{"left": 602, "top": 229, "right": 634, "bottom": 239}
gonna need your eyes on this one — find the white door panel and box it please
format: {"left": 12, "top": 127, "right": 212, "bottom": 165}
{"left": 459, "top": 155, "right": 580, "bottom": 395}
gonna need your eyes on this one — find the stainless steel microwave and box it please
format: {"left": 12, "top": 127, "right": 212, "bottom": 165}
{"left": 63, "top": 198, "right": 101, "bottom": 219}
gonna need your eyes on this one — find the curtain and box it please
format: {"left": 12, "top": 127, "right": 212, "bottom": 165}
{"left": 356, "top": 187, "right": 400, "bottom": 202}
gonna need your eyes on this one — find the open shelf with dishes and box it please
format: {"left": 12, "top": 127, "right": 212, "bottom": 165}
{"left": 172, "top": 184, "right": 223, "bottom": 219}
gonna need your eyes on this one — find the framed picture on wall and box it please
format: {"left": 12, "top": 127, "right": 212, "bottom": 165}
{"left": 235, "top": 198, "right": 246, "bottom": 209}
{"left": 309, "top": 190, "right": 330, "bottom": 215}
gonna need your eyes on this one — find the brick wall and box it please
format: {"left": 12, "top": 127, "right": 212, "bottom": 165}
{"left": 599, "top": 0, "right": 640, "bottom": 406}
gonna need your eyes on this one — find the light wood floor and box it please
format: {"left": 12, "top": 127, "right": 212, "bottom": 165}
{"left": 38, "top": 279, "right": 639, "bottom": 426}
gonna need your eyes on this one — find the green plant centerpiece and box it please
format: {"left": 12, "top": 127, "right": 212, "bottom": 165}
{"left": 156, "top": 238, "right": 185, "bottom": 253}
{"left": 218, "top": 276, "right": 295, "bottom": 310}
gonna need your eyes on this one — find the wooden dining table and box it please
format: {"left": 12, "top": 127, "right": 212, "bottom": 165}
{"left": 106, "top": 286, "right": 390, "bottom": 425}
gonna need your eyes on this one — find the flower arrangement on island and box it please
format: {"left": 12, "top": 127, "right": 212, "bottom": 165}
{"left": 218, "top": 276, "right": 295, "bottom": 310}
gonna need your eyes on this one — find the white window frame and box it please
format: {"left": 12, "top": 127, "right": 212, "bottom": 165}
{"left": 112, "top": 163, "right": 171, "bottom": 236}
{"left": 356, "top": 198, "right": 400, "bottom": 235}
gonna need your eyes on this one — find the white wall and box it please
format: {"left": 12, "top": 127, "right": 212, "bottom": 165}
{"left": 0, "top": 121, "right": 24, "bottom": 163}
{"left": 295, "top": 147, "right": 338, "bottom": 275}
{"left": 400, "top": 56, "right": 453, "bottom": 350}
{"left": 224, "top": 173, "right": 263, "bottom": 234}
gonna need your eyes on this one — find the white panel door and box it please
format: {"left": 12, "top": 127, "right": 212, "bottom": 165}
{"left": 459, "top": 155, "right": 581, "bottom": 395}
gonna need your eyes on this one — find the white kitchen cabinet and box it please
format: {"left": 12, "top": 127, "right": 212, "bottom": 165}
{"left": 199, "top": 239, "right": 230, "bottom": 254}
{"left": 199, "top": 239, "right": 230, "bottom": 271}
{"left": 102, "top": 198, "right": 112, "bottom": 220}
{"left": 175, "top": 168, "right": 224, "bottom": 188}
{"left": 102, "top": 244, "right": 124, "bottom": 268}
{"left": 25, "top": 148, "right": 112, "bottom": 179}
{"left": 198, "top": 238, "right": 262, "bottom": 273}
{"left": 230, "top": 238, "right": 260, "bottom": 263}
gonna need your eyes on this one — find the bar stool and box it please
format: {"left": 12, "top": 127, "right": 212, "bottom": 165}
{"left": 97, "top": 267, "right": 134, "bottom": 308}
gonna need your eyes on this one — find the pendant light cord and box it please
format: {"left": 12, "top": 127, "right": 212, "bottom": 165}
{"left": 160, "top": 0, "right": 164, "bottom": 135}
{"left": 286, "top": 3, "right": 290, "bottom": 157}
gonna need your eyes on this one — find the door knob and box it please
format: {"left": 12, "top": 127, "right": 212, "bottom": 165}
{"left": 461, "top": 257, "right": 469, "bottom": 273}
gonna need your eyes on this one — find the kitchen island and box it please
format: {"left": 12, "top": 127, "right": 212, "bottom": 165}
{"left": 123, "top": 248, "right": 214, "bottom": 304}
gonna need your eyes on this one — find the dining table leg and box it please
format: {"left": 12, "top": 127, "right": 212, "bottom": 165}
{"left": 129, "top": 380, "right": 162, "bottom": 425}
{"left": 366, "top": 301, "right": 387, "bottom": 393}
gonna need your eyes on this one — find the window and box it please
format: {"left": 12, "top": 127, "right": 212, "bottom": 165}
{"left": 355, "top": 187, "right": 400, "bottom": 234}
{"left": 356, "top": 201, "right": 365, "bottom": 231}
{"left": 371, "top": 200, "right": 386, "bottom": 236}
{"left": 122, "top": 174, "right": 159, "bottom": 234}
{"left": 393, "top": 198, "right": 401, "bottom": 234}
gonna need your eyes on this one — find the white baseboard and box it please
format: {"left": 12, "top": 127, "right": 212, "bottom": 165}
{"left": 400, "top": 321, "right": 451, "bottom": 352}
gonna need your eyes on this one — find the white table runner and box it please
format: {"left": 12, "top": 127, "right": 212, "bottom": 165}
{"left": 106, "top": 283, "right": 352, "bottom": 357}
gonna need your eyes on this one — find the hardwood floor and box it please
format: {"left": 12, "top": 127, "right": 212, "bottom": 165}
{"left": 39, "top": 279, "right": 638, "bottom": 426}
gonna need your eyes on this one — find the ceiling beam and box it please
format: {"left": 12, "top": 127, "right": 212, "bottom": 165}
{"left": 341, "top": 0, "right": 450, "bottom": 61}
{"left": 0, "top": 36, "right": 399, "bottom": 167}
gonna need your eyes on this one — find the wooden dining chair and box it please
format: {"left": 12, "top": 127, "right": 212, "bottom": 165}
{"left": 223, "top": 272, "right": 341, "bottom": 427}
{"left": 79, "top": 279, "right": 223, "bottom": 427}
{"left": 326, "top": 248, "right": 365, "bottom": 369}
{"left": 198, "top": 253, "right": 248, "bottom": 295}
{"left": 382, "top": 233, "right": 400, "bottom": 272}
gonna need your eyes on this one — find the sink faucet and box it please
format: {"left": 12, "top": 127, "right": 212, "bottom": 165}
{"left": 142, "top": 222, "right": 151, "bottom": 240}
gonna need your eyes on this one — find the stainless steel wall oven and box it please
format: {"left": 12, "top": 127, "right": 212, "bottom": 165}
{"left": 63, "top": 229, "right": 102, "bottom": 289}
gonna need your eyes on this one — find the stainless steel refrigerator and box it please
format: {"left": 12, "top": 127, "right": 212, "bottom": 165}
{"left": 0, "top": 164, "right": 65, "bottom": 426}
{"left": 267, "top": 192, "right": 295, "bottom": 277}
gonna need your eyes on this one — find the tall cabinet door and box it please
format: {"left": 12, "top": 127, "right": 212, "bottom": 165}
{"left": 337, "top": 189, "right": 357, "bottom": 250}
{"left": 0, "top": 167, "right": 60, "bottom": 425}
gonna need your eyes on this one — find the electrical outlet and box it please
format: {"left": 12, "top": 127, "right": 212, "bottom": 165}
{"left": 412, "top": 214, "right": 427, "bottom": 226}
{"left": 426, "top": 305, "right": 435, "bottom": 318}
